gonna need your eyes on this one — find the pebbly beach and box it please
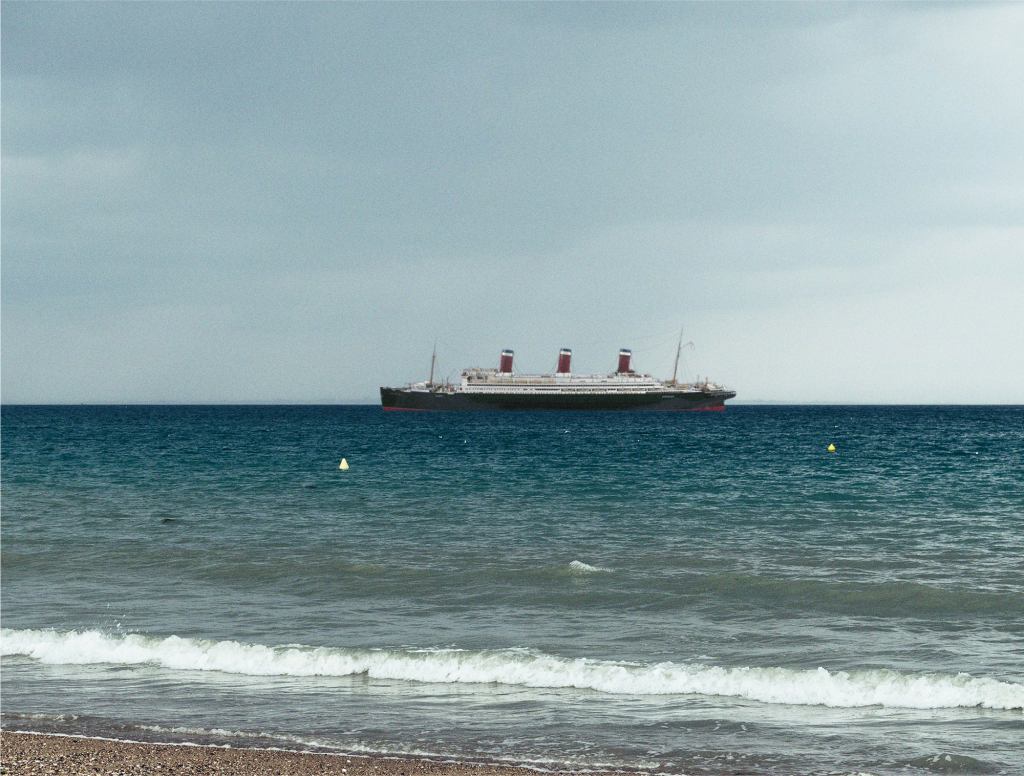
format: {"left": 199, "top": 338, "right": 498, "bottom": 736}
{"left": 0, "top": 732, "right": 623, "bottom": 776}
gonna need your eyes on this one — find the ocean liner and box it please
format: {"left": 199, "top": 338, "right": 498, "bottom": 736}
{"left": 380, "top": 340, "right": 735, "bottom": 412}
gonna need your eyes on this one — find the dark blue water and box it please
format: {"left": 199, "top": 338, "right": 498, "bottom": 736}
{"left": 2, "top": 405, "right": 1022, "bottom": 775}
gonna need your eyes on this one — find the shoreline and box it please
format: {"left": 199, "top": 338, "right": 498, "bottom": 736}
{"left": 0, "top": 731, "right": 639, "bottom": 776}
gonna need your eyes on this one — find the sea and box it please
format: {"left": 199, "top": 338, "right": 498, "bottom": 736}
{"left": 1, "top": 405, "right": 1022, "bottom": 776}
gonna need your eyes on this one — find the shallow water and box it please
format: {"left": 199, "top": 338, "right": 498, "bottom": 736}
{"left": 2, "top": 405, "right": 1022, "bottom": 774}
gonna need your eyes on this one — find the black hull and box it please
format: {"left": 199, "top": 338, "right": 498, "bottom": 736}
{"left": 380, "top": 387, "right": 735, "bottom": 412}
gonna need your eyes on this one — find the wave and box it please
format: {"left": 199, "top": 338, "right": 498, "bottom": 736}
{"left": 3, "top": 628, "right": 1022, "bottom": 711}
{"left": 903, "top": 753, "right": 1002, "bottom": 774}
{"left": 568, "top": 560, "right": 611, "bottom": 574}
{"left": 690, "top": 574, "right": 1024, "bottom": 617}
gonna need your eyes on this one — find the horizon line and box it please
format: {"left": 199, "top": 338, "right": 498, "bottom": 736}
{"left": 2, "top": 401, "right": 1022, "bottom": 408}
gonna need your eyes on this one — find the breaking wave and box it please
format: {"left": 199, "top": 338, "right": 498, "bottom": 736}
{"left": 568, "top": 560, "right": 611, "bottom": 574}
{"left": 3, "top": 628, "right": 1022, "bottom": 711}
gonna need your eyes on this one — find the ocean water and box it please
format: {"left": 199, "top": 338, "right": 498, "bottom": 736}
{"left": 1, "top": 405, "right": 1022, "bottom": 776}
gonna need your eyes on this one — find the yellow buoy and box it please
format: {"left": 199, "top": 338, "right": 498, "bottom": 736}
{"left": 827, "top": 443, "right": 836, "bottom": 453}
{"left": 339, "top": 458, "right": 349, "bottom": 470}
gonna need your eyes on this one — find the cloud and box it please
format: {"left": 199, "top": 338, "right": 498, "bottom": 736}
{"left": 2, "top": 2, "right": 1022, "bottom": 402}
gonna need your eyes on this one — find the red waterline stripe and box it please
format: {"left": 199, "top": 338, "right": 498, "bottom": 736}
{"left": 666, "top": 404, "right": 726, "bottom": 412}
{"left": 381, "top": 406, "right": 435, "bottom": 412}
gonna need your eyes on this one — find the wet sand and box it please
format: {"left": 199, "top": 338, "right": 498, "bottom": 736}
{"left": 0, "top": 732, "right": 617, "bottom": 776}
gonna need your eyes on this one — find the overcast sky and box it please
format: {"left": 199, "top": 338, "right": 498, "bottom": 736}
{"left": 3, "top": 2, "right": 1022, "bottom": 403}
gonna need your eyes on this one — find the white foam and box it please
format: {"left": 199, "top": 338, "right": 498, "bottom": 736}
{"left": 3, "top": 628, "right": 1022, "bottom": 711}
{"left": 568, "top": 560, "right": 611, "bottom": 574}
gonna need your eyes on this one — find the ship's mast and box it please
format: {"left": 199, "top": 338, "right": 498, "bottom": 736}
{"left": 672, "top": 328, "right": 683, "bottom": 385}
{"left": 428, "top": 341, "right": 437, "bottom": 386}
{"left": 671, "top": 328, "right": 695, "bottom": 385}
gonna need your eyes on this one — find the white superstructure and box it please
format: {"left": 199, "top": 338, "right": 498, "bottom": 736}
{"left": 455, "top": 368, "right": 718, "bottom": 396}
